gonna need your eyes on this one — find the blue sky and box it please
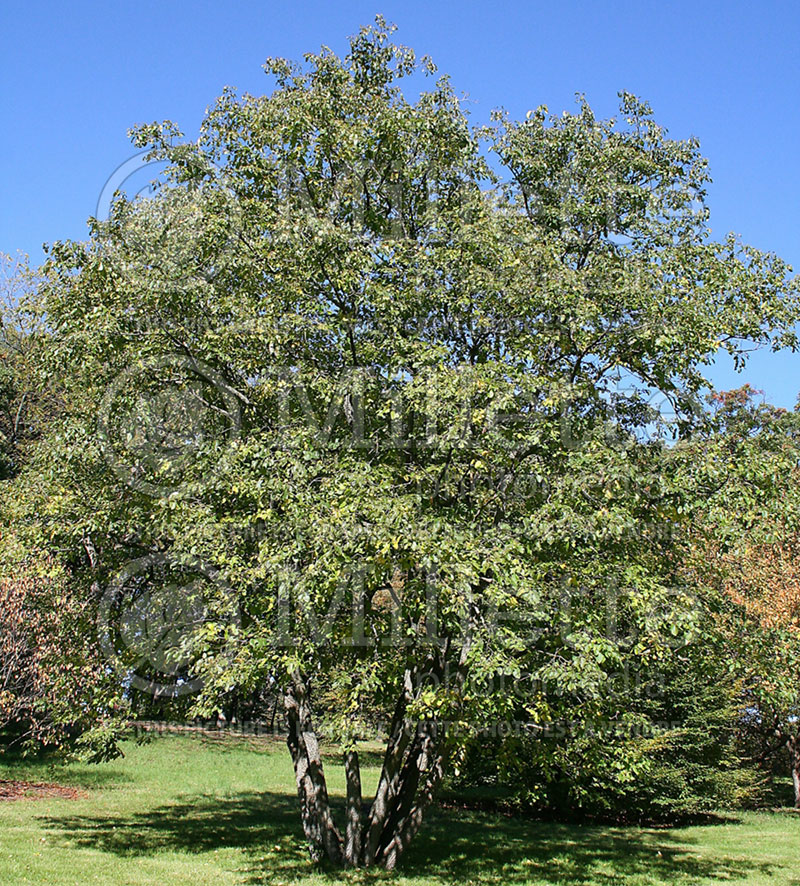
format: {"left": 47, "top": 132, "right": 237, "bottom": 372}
{"left": 2, "top": 0, "right": 799, "bottom": 404}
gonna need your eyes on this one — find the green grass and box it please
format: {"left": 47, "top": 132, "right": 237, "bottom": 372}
{"left": 1, "top": 732, "right": 800, "bottom": 885}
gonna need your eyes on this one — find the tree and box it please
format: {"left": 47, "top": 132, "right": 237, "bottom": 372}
{"left": 0, "top": 254, "right": 60, "bottom": 480}
{"left": 684, "top": 388, "right": 800, "bottom": 807}
{"left": 17, "top": 18, "right": 800, "bottom": 868}
{"left": 724, "top": 537, "right": 800, "bottom": 807}
{"left": 453, "top": 623, "right": 755, "bottom": 822}
{"left": 0, "top": 548, "right": 123, "bottom": 756}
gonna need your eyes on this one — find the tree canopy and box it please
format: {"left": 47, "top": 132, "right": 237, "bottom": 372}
{"left": 4, "top": 18, "right": 800, "bottom": 869}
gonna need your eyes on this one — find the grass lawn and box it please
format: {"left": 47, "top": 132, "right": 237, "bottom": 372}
{"left": 1, "top": 732, "right": 799, "bottom": 885}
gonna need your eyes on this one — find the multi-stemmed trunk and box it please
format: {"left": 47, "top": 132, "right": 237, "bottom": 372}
{"left": 283, "top": 669, "right": 447, "bottom": 869}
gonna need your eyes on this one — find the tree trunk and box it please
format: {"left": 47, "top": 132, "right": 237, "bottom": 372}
{"left": 788, "top": 734, "right": 800, "bottom": 809}
{"left": 284, "top": 674, "right": 343, "bottom": 864}
{"left": 362, "top": 669, "right": 416, "bottom": 866}
{"left": 283, "top": 665, "right": 450, "bottom": 870}
{"left": 379, "top": 721, "right": 445, "bottom": 870}
{"left": 343, "top": 749, "right": 363, "bottom": 866}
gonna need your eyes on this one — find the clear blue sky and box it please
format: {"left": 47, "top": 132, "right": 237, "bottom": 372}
{"left": 2, "top": 0, "right": 799, "bottom": 404}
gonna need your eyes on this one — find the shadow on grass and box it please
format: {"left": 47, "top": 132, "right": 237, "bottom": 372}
{"left": 405, "top": 808, "right": 777, "bottom": 885}
{"left": 0, "top": 757, "right": 132, "bottom": 792}
{"left": 40, "top": 791, "right": 781, "bottom": 884}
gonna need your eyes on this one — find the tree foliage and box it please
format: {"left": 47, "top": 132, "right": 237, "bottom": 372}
{"left": 5, "top": 18, "right": 800, "bottom": 868}
{"left": 686, "top": 387, "right": 800, "bottom": 806}
{"left": 0, "top": 548, "right": 122, "bottom": 756}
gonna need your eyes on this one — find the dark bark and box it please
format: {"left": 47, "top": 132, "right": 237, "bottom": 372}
{"left": 283, "top": 692, "right": 448, "bottom": 870}
{"left": 363, "top": 649, "right": 451, "bottom": 869}
{"left": 362, "top": 668, "right": 417, "bottom": 866}
{"left": 383, "top": 742, "right": 446, "bottom": 870}
{"left": 284, "top": 674, "right": 343, "bottom": 864}
{"left": 284, "top": 655, "right": 457, "bottom": 870}
{"left": 379, "top": 720, "right": 445, "bottom": 870}
{"left": 377, "top": 725, "right": 429, "bottom": 856}
{"left": 343, "top": 749, "right": 363, "bottom": 866}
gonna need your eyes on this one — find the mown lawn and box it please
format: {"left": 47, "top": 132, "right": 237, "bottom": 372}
{"left": 1, "top": 732, "right": 799, "bottom": 885}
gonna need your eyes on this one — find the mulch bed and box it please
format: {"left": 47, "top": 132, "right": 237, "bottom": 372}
{"left": 0, "top": 779, "right": 85, "bottom": 801}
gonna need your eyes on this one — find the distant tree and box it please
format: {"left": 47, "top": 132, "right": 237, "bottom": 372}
{"left": 723, "top": 536, "right": 800, "bottom": 806}
{"left": 0, "top": 253, "right": 61, "bottom": 480}
{"left": 0, "top": 550, "right": 123, "bottom": 756}
{"left": 687, "top": 388, "right": 800, "bottom": 806}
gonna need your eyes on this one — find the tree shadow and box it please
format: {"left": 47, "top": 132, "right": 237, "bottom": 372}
{"left": 39, "top": 791, "right": 298, "bottom": 856}
{"left": 40, "top": 792, "right": 784, "bottom": 884}
{"left": 404, "top": 808, "right": 781, "bottom": 884}
{"left": 0, "top": 755, "right": 132, "bottom": 792}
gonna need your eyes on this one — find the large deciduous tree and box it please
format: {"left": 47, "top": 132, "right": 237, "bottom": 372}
{"left": 13, "top": 19, "right": 800, "bottom": 868}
